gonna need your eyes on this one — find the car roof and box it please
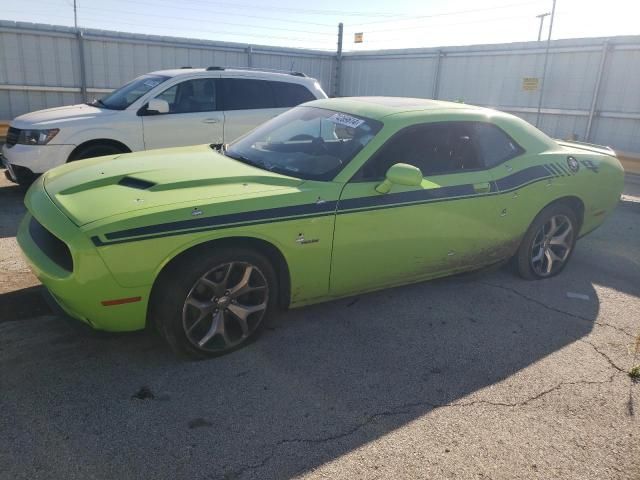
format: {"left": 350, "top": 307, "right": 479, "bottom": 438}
{"left": 305, "top": 96, "right": 493, "bottom": 120}
{"left": 305, "top": 96, "right": 557, "bottom": 152}
{"left": 148, "top": 67, "right": 317, "bottom": 83}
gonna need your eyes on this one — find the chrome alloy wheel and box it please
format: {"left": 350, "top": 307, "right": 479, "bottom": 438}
{"left": 530, "top": 214, "right": 574, "bottom": 277}
{"left": 182, "top": 262, "right": 269, "bottom": 352}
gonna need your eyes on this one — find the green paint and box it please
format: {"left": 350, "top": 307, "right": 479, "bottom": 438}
{"left": 17, "top": 98, "right": 625, "bottom": 332}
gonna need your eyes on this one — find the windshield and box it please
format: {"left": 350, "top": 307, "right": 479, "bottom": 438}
{"left": 225, "top": 106, "right": 382, "bottom": 181}
{"left": 92, "top": 74, "right": 170, "bottom": 110}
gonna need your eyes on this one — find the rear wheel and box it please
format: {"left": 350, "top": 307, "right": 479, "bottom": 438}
{"left": 152, "top": 247, "right": 277, "bottom": 359}
{"left": 515, "top": 203, "right": 578, "bottom": 280}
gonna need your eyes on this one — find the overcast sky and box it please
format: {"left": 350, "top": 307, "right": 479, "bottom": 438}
{"left": 0, "top": 0, "right": 637, "bottom": 51}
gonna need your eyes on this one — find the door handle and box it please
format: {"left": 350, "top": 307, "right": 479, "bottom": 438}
{"left": 473, "top": 182, "right": 491, "bottom": 193}
{"left": 202, "top": 118, "right": 220, "bottom": 124}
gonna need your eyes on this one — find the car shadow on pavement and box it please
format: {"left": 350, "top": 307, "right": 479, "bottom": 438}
{"left": 0, "top": 259, "right": 604, "bottom": 479}
{"left": 0, "top": 175, "right": 26, "bottom": 238}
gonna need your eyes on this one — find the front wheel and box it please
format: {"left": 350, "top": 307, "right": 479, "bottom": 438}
{"left": 151, "top": 247, "right": 277, "bottom": 359}
{"left": 515, "top": 203, "right": 578, "bottom": 280}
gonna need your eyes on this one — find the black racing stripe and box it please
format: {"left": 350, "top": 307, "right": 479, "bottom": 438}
{"left": 494, "top": 165, "right": 551, "bottom": 191}
{"left": 547, "top": 163, "right": 563, "bottom": 176}
{"left": 91, "top": 209, "right": 335, "bottom": 246}
{"left": 542, "top": 164, "right": 557, "bottom": 177}
{"left": 557, "top": 164, "right": 571, "bottom": 176}
{"left": 104, "top": 201, "right": 338, "bottom": 241}
{"left": 338, "top": 183, "right": 475, "bottom": 212}
{"left": 94, "top": 164, "right": 552, "bottom": 247}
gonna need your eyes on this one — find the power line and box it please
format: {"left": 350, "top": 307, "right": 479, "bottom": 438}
{"left": 352, "top": 0, "right": 546, "bottom": 27}
{"left": 104, "top": 0, "right": 338, "bottom": 27}
{"left": 72, "top": 4, "right": 335, "bottom": 36}
{"left": 361, "top": 12, "right": 539, "bottom": 35}
{"left": 2, "top": 8, "right": 334, "bottom": 47}
{"left": 131, "top": 0, "right": 416, "bottom": 18}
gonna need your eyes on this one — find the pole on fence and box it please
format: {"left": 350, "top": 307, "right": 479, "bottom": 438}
{"left": 247, "top": 45, "right": 253, "bottom": 67}
{"left": 432, "top": 50, "right": 443, "bottom": 100}
{"left": 585, "top": 40, "right": 609, "bottom": 141}
{"left": 333, "top": 22, "right": 343, "bottom": 97}
{"left": 535, "top": 0, "right": 557, "bottom": 128}
{"left": 73, "top": 0, "right": 88, "bottom": 102}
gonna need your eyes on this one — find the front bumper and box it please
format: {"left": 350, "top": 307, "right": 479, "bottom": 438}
{"left": 2, "top": 143, "right": 75, "bottom": 175}
{"left": 17, "top": 180, "right": 149, "bottom": 331}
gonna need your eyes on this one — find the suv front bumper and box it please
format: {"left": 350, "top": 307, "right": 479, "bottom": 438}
{"left": 2, "top": 143, "right": 75, "bottom": 176}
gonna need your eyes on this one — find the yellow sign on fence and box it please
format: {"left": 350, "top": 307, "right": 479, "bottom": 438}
{"left": 522, "top": 77, "right": 540, "bottom": 91}
{"left": 354, "top": 32, "right": 363, "bottom": 43}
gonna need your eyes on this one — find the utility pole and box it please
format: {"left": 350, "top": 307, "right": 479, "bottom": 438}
{"left": 535, "top": 0, "right": 556, "bottom": 127}
{"left": 333, "top": 22, "right": 343, "bottom": 97}
{"left": 73, "top": 0, "right": 79, "bottom": 29}
{"left": 73, "top": 0, "right": 88, "bottom": 101}
{"left": 536, "top": 12, "right": 550, "bottom": 41}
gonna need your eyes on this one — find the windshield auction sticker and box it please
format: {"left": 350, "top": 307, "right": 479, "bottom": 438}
{"left": 328, "top": 113, "right": 365, "bottom": 129}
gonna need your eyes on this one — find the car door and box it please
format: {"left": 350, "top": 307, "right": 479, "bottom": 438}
{"left": 219, "top": 78, "right": 287, "bottom": 142}
{"left": 330, "top": 122, "right": 511, "bottom": 296}
{"left": 141, "top": 77, "right": 224, "bottom": 149}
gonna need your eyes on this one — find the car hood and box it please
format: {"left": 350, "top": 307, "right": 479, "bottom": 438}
{"left": 43, "top": 144, "right": 305, "bottom": 227}
{"left": 12, "top": 103, "right": 120, "bottom": 129}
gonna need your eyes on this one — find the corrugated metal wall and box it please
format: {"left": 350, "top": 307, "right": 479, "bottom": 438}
{"left": 341, "top": 37, "right": 640, "bottom": 153}
{"left": 1, "top": 20, "right": 639, "bottom": 153}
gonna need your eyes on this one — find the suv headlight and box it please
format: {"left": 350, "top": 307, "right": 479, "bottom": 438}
{"left": 17, "top": 128, "right": 60, "bottom": 145}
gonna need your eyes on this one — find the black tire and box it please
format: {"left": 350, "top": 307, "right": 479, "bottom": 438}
{"left": 68, "top": 143, "right": 126, "bottom": 162}
{"left": 151, "top": 246, "right": 278, "bottom": 359}
{"left": 515, "top": 203, "right": 579, "bottom": 280}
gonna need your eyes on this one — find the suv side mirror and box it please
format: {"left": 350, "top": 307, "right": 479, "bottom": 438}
{"left": 142, "top": 98, "right": 169, "bottom": 115}
{"left": 375, "top": 163, "right": 423, "bottom": 194}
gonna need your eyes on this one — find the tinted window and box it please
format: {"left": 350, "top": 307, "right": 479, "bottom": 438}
{"left": 470, "top": 122, "right": 524, "bottom": 167}
{"left": 359, "top": 123, "right": 483, "bottom": 180}
{"left": 155, "top": 78, "right": 217, "bottom": 113}
{"left": 358, "top": 121, "right": 524, "bottom": 181}
{"left": 271, "top": 81, "right": 315, "bottom": 107}
{"left": 221, "top": 78, "right": 277, "bottom": 110}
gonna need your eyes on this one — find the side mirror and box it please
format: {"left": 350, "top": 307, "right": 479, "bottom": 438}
{"left": 375, "top": 163, "right": 423, "bottom": 194}
{"left": 143, "top": 98, "right": 169, "bottom": 115}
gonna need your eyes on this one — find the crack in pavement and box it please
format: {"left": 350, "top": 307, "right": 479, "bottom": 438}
{"left": 479, "top": 281, "right": 636, "bottom": 339}
{"left": 226, "top": 374, "right": 620, "bottom": 479}
{"left": 227, "top": 293, "right": 637, "bottom": 479}
{"left": 579, "top": 338, "right": 627, "bottom": 373}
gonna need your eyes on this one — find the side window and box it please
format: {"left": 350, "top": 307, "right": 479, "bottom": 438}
{"left": 359, "top": 123, "right": 483, "bottom": 181}
{"left": 220, "top": 78, "right": 278, "bottom": 110}
{"left": 155, "top": 78, "right": 217, "bottom": 114}
{"left": 470, "top": 123, "right": 524, "bottom": 167}
{"left": 271, "top": 81, "right": 316, "bottom": 107}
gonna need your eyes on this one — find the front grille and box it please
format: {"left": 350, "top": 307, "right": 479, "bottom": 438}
{"left": 29, "top": 217, "right": 73, "bottom": 272}
{"left": 6, "top": 127, "right": 20, "bottom": 147}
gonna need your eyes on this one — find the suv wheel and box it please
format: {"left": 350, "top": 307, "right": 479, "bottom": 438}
{"left": 69, "top": 143, "right": 126, "bottom": 161}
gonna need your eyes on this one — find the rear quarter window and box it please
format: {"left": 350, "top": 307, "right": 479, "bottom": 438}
{"left": 220, "top": 78, "right": 278, "bottom": 110}
{"left": 471, "top": 123, "right": 524, "bottom": 168}
{"left": 271, "top": 81, "right": 316, "bottom": 107}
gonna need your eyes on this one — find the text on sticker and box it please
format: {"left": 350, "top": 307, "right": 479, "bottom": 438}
{"left": 328, "top": 113, "right": 365, "bottom": 129}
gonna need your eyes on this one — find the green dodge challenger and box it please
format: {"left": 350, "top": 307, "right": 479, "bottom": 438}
{"left": 17, "top": 97, "right": 624, "bottom": 358}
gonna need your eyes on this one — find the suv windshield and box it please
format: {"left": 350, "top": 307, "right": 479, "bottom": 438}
{"left": 224, "top": 106, "right": 382, "bottom": 181}
{"left": 92, "top": 74, "right": 170, "bottom": 110}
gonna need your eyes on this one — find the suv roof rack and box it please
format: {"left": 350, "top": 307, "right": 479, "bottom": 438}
{"left": 205, "top": 66, "right": 307, "bottom": 77}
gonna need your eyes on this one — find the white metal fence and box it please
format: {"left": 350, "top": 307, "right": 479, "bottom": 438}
{"left": 1, "top": 20, "right": 639, "bottom": 154}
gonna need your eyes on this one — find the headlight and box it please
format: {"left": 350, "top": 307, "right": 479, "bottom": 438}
{"left": 17, "top": 128, "right": 60, "bottom": 145}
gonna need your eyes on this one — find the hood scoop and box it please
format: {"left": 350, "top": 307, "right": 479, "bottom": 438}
{"left": 118, "top": 176, "right": 156, "bottom": 190}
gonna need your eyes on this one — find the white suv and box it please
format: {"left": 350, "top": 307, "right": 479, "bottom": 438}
{"left": 1, "top": 67, "right": 327, "bottom": 185}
